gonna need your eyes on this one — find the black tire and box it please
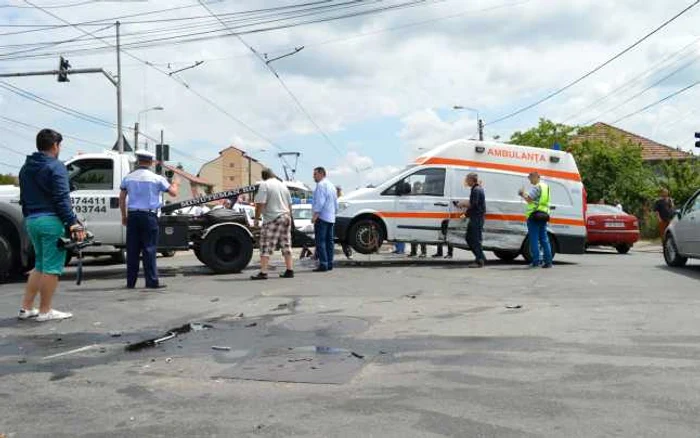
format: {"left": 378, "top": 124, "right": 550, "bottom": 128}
{"left": 493, "top": 250, "right": 519, "bottom": 262}
{"left": 111, "top": 248, "right": 127, "bottom": 264}
{"left": 200, "top": 225, "right": 254, "bottom": 273}
{"left": 193, "top": 243, "right": 206, "bottom": 264}
{"left": 663, "top": 234, "right": 688, "bottom": 267}
{"left": 615, "top": 243, "right": 632, "bottom": 254}
{"left": 348, "top": 218, "right": 384, "bottom": 255}
{"left": 521, "top": 233, "right": 557, "bottom": 264}
{"left": 0, "top": 232, "right": 17, "bottom": 278}
{"left": 160, "top": 250, "right": 176, "bottom": 258}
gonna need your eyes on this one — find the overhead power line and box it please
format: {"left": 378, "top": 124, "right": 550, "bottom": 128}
{"left": 0, "top": 115, "right": 111, "bottom": 148}
{"left": 487, "top": 0, "right": 700, "bottom": 127}
{"left": 611, "top": 79, "right": 700, "bottom": 124}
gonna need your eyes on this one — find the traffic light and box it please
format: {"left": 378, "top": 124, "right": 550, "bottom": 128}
{"left": 695, "top": 132, "right": 700, "bottom": 148}
{"left": 155, "top": 144, "right": 169, "bottom": 175}
{"left": 58, "top": 56, "right": 70, "bottom": 82}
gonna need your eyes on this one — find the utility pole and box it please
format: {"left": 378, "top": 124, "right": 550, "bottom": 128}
{"left": 478, "top": 119, "right": 484, "bottom": 141}
{"left": 133, "top": 121, "right": 139, "bottom": 151}
{"left": 116, "top": 21, "right": 123, "bottom": 154}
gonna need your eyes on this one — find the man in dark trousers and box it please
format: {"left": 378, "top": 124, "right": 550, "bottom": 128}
{"left": 18, "top": 128, "right": 85, "bottom": 322}
{"left": 457, "top": 173, "right": 486, "bottom": 268}
{"left": 119, "top": 150, "right": 179, "bottom": 289}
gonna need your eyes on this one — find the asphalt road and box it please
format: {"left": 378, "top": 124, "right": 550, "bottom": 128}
{"left": 1, "top": 246, "right": 699, "bottom": 438}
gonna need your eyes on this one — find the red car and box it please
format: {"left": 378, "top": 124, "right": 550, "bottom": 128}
{"left": 585, "top": 204, "right": 640, "bottom": 254}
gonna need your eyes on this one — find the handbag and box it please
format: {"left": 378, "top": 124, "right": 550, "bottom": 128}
{"left": 530, "top": 210, "right": 550, "bottom": 222}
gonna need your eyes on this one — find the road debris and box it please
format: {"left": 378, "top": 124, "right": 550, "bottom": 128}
{"left": 245, "top": 322, "right": 258, "bottom": 328}
{"left": 125, "top": 322, "right": 212, "bottom": 352}
{"left": 212, "top": 346, "right": 231, "bottom": 351}
{"left": 210, "top": 297, "right": 220, "bottom": 303}
{"left": 165, "top": 357, "right": 173, "bottom": 363}
{"left": 350, "top": 352, "right": 365, "bottom": 359}
{"left": 505, "top": 305, "right": 523, "bottom": 309}
{"left": 108, "top": 331, "right": 123, "bottom": 337}
{"left": 405, "top": 294, "right": 417, "bottom": 299}
{"left": 43, "top": 345, "right": 98, "bottom": 360}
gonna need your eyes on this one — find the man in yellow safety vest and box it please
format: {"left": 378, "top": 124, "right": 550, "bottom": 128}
{"left": 518, "top": 171, "right": 553, "bottom": 268}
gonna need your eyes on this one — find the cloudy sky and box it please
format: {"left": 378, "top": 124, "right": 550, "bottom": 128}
{"left": 1, "top": 0, "right": 699, "bottom": 189}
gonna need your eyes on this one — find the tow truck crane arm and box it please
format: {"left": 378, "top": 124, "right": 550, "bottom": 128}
{"left": 161, "top": 184, "right": 258, "bottom": 215}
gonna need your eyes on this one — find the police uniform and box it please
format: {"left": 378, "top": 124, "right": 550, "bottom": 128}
{"left": 120, "top": 151, "right": 171, "bottom": 288}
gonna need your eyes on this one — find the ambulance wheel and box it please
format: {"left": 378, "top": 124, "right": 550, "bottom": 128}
{"left": 348, "top": 218, "right": 383, "bottom": 255}
{"left": 493, "top": 250, "right": 519, "bottom": 262}
{"left": 521, "top": 234, "right": 556, "bottom": 264}
{"left": 200, "top": 225, "right": 254, "bottom": 273}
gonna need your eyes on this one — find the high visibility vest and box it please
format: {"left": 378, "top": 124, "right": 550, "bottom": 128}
{"left": 526, "top": 182, "right": 550, "bottom": 218}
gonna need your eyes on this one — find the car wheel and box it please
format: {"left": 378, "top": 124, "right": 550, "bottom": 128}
{"left": 348, "top": 218, "right": 383, "bottom": 255}
{"left": 0, "top": 232, "right": 17, "bottom": 279}
{"left": 111, "top": 249, "right": 127, "bottom": 264}
{"left": 663, "top": 234, "right": 688, "bottom": 267}
{"left": 521, "top": 233, "right": 557, "bottom": 264}
{"left": 493, "top": 250, "right": 519, "bottom": 262}
{"left": 615, "top": 243, "right": 631, "bottom": 254}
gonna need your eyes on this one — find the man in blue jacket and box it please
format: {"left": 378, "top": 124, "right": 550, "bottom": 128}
{"left": 18, "top": 129, "right": 85, "bottom": 322}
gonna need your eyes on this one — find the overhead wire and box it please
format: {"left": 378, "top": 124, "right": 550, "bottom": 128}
{"left": 486, "top": 0, "right": 700, "bottom": 127}
{"left": 611, "top": 79, "right": 700, "bottom": 124}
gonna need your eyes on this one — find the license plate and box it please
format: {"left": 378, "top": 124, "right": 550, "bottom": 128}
{"left": 604, "top": 222, "right": 625, "bottom": 228}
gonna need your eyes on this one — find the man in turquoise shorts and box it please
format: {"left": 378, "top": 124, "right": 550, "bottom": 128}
{"left": 18, "top": 129, "right": 85, "bottom": 322}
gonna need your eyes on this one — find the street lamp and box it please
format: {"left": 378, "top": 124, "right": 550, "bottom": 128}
{"left": 134, "top": 106, "right": 164, "bottom": 151}
{"left": 453, "top": 105, "right": 484, "bottom": 141}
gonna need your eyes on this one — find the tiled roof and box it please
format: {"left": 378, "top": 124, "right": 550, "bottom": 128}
{"left": 163, "top": 164, "right": 213, "bottom": 186}
{"left": 575, "top": 122, "right": 694, "bottom": 161}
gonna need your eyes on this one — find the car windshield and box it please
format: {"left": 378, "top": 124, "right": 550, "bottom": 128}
{"left": 587, "top": 204, "right": 623, "bottom": 215}
{"left": 293, "top": 207, "right": 313, "bottom": 220}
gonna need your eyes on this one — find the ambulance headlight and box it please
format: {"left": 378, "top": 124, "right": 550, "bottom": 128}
{"left": 338, "top": 202, "right": 349, "bottom": 211}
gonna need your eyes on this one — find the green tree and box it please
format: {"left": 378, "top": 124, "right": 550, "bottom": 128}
{"left": 509, "top": 118, "right": 578, "bottom": 150}
{"left": 654, "top": 159, "right": 700, "bottom": 208}
{"left": 0, "top": 174, "right": 17, "bottom": 185}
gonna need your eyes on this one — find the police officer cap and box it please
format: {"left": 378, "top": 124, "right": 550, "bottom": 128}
{"left": 135, "top": 150, "right": 156, "bottom": 161}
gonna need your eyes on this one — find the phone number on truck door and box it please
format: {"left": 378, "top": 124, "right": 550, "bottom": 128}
{"left": 71, "top": 197, "right": 108, "bottom": 214}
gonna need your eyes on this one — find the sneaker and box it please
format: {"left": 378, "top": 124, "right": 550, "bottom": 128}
{"left": 18, "top": 308, "right": 39, "bottom": 320}
{"left": 542, "top": 263, "right": 553, "bottom": 269}
{"left": 444, "top": 254, "right": 453, "bottom": 259}
{"left": 36, "top": 309, "right": 73, "bottom": 322}
{"left": 468, "top": 261, "right": 485, "bottom": 268}
{"left": 419, "top": 254, "right": 427, "bottom": 258}
{"left": 280, "top": 269, "right": 295, "bottom": 278}
{"left": 431, "top": 253, "right": 443, "bottom": 258}
{"left": 250, "top": 272, "right": 268, "bottom": 281}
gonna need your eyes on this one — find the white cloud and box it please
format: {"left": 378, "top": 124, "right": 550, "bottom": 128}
{"left": 329, "top": 151, "right": 402, "bottom": 190}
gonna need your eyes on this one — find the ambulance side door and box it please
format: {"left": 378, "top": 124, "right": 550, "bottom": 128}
{"left": 392, "top": 167, "right": 448, "bottom": 243}
{"left": 67, "top": 157, "right": 124, "bottom": 245}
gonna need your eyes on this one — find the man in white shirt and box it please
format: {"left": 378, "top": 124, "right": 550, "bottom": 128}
{"left": 251, "top": 168, "right": 294, "bottom": 280}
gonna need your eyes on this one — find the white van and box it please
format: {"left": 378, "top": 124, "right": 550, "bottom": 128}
{"left": 335, "top": 139, "right": 587, "bottom": 262}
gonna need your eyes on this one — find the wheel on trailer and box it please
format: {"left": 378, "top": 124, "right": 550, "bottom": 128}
{"left": 521, "top": 234, "right": 557, "bottom": 264}
{"left": 493, "top": 250, "right": 519, "bottom": 262}
{"left": 348, "top": 218, "right": 383, "bottom": 255}
{"left": 199, "top": 225, "right": 254, "bottom": 273}
{"left": 160, "top": 250, "right": 176, "bottom": 258}
{"left": 615, "top": 243, "right": 631, "bottom": 254}
{"left": 663, "top": 234, "right": 687, "bottom": 267}
{"left": 193, "top": 243, "right": 206, "bottom": 264}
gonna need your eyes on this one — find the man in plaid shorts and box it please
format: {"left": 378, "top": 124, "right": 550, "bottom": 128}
{"left": 251, "top": 168, "right": 295, "bottom": 280}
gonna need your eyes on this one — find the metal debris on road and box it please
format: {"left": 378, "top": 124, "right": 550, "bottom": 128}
{"left": 125, "top": 322, "right": 212, "bottom": 352}
{"left": 42, "top": 344, "right": 98, "bottom": 360}
{"left": 505, "top": 305, "right": 523, "bottom": 309}
{"left": 212, "top": 346, "right": 231, "bottom": 351}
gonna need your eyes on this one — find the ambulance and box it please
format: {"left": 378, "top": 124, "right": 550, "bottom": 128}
{"left": 335, "top": 139, "right": 587, "bottom": 262}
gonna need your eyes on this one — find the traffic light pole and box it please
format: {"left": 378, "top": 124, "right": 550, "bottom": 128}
{"left": 0, "top": 21, "right": 124, "bottom": 153}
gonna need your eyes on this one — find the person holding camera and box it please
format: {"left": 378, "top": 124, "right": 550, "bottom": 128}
{"left": 18, "top": 129, "right": 85, "bottom": 322}
{"left": 519, "top": 171, "right": 552, "bottom": 268}
{"left": 119, "top": 150, "right": 179, "bottom": 289}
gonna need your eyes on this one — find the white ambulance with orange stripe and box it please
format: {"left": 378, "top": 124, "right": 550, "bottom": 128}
{"left": 335, "top": 139, "right": 587, "bottom": 262}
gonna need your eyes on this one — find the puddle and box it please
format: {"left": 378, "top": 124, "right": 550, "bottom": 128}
{"left": 216, "top": 346, "right": 366, "bottom": 385}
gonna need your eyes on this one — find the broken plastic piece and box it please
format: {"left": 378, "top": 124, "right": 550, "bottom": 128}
{"left": 212, "top": 346, "right": 231, "bottom": 351}
{"left": 505, "top": 305, "right": 522, "bottom": 309}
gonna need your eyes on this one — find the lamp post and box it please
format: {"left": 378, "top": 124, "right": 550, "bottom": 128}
{"left": 453, "top": 105, "right": 483, "bottom": 141}
{"left": 134, "top": 106, "right": 163, "bottom": 151}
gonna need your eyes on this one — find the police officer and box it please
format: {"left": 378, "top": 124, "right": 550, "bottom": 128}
{"left": 119, "top": 150, "right": 179, "bottom": 289}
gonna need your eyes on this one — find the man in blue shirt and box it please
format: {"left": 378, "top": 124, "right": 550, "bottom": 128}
{"left": 311, "top": 167, "right": 338, "bottom": 272}
{"left": 119, "top": 150, "right": 179, "bottom": 289}
{"left": 18, "top": 128, "right": 85, "bottom": 322}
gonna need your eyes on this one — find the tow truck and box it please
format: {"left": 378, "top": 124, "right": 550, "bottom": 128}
{"left": 0, "top": 150, "right": 312, "bottom": 278}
